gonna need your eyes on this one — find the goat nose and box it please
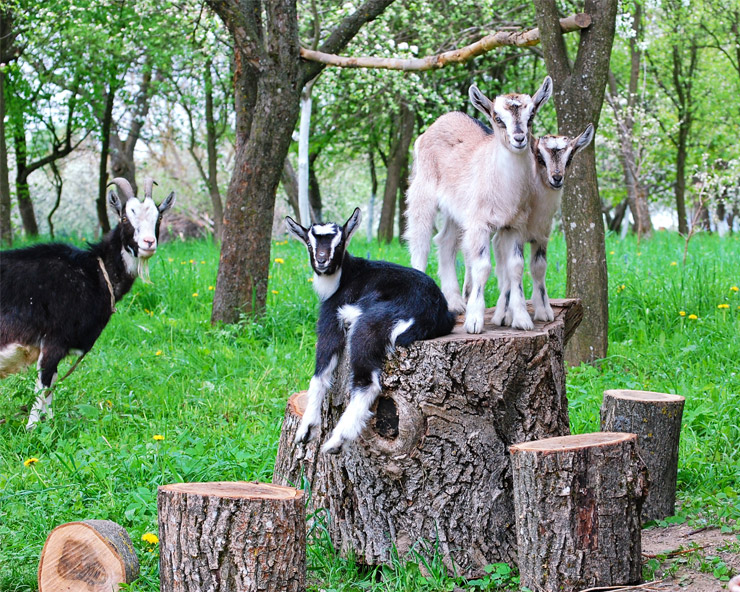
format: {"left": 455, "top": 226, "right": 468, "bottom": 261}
{"left": 552, "top": 174, "right": 563, "bottom": 183}
{"left": 513, "top": 133, "right": 526, "bottom": 144}
{"left": 142, "top": 237, "right": 155, "bottom": 248}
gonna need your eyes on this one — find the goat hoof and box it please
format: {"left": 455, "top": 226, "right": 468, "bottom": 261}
{"left": 463, "top": 315, "right": 484, "bottom": 334}
{"left": 511, "top": 313, "right": 534, "bottom": 331}
{"left": 321, "top": 440, "right": 343, "bottom": 455}
{"left": 294, "top": 426, "right": 315, "bottom": 445}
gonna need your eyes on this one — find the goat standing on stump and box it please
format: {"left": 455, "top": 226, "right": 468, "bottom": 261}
{"left": 491, "top": 125, "right": 594, "bottom": 326}
{"left": 404, "top": 77, "right": 552, "bottom": 334}
{"left": 0, "top": 178, "right": 175, "bottom": 429}
{"left": 286, "top": 208, "right": 456, "bottom": 454}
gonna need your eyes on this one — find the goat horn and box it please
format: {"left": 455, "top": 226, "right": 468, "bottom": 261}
{"left": 107, "top": 177, "right": 136, "bottom": 202}
{"left": 143, "top": 177, "right": 158, "bottom": 199}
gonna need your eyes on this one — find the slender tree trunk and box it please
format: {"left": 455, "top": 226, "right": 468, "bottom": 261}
{"left": 367, "top": 149, "right": 378, "bottom": 241}
{"left": 308, "top": 151, "right": 322, "bottom": 222}
{"left": 0, "top": 69, "right": 12, "bottom": 246}
{"left": 675, "top": 124, "right": 690, "bottom": 235}
{"left": 282, "top": 157, "right": 301, "bottom": 220}
{"left": 671, "top": 42, "right": 697, "bottom": 236}
{"left": 534, "top": 0, "right": 617, "bottom": 364}
{"left": 378, "top": 101, "right": 414, "bottom": 243}
{"left": 97, "top": 88, "right": 115, "bottom": 234}
{"left": 47, "top": 160, "right": 63, "bottom": 239}
{"left": 298, "top": 80, "right": 315, "bottom": 227}
{"left": 204, "top": 59, "right": 224, "bottom": 240}
{"left": 14, "top": 130, "right": 39, "bottom": 237}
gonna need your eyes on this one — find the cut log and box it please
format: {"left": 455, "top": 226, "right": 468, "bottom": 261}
{"left": 600, "top": 389, "right": 685, "bottom": 522}
{"left": 158, "top": 481, "right": 305, "bottom": 592}
{"left": 38, "top": 520, "right": 139, "bottom": 592}
{"left": 283, "top": 298, "right": 581, "bottom": 577}
{"left": 510, "top": 432, "right": 648, "bottom": 592}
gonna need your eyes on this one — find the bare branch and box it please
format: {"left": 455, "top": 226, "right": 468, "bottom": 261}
{"left": 300, "top": 13, "right": 590, "bottom": 71}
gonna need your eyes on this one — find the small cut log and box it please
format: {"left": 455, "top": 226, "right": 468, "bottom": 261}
{"left": 282, "top": 298, "right": 581, "bottom": 577}
{"left": 158, "top": 481, "right": 305, "bottom": 592}
{"left": 38, "top": 520, "right": 139, "bottom": 592}
{"left": 510, "top": 432, "right": 648, "bottom": 592}
{"left": 600, "top": 388, "right": 685, "bottom": 522}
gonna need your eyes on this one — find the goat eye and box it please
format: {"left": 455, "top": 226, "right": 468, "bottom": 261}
{"left": 494, "top": 116, "right": 503, "bottom": 125}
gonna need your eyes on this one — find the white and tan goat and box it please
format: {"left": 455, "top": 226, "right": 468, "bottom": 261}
{"left": 404, "top": 76, "right": 552, "bottom": 333}
{"left": 491, "top": 125, "right": 595, "bottom": 326}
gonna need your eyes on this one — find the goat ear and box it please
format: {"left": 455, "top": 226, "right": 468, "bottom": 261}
{"left": 572, "top": 123, "right": 595, "bottom": 154}
{"left": 108, "top": 190, "right": 123, "bottom": 217}
{"left": 158, "top": 191, "right": 176, "bottom": 214}
{"left": 468, "top": 85, "right": 493, "bottom": 119}
{"left": 285, "top": 216, "right": 309, "bottom": 244}
{"left": 344, "top": 207, "right": 362, "bottom": 242}
{"left": 532, "top": 76, "right": 553, "bottom": 114}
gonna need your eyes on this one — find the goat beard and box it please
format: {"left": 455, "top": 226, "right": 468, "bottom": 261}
{"left": 137, "top": 257, "right": 152, "bottom": 284}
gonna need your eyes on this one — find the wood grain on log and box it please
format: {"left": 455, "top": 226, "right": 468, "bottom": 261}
{"left": 38, "top": 520, "right": 139, "bottom": 592}
{"left": 282, "top": 298, "right": 581, "bottom": 577}
{"left": 601, "top": 389, "right": 685, "bottom": 522}
{"left": 158, "top": 482, "right": 305, "bottom": 592}
{"left": 511, "top": 432, "right": 648, "bottom": 592}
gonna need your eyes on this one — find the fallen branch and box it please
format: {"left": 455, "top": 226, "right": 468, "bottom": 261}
{"left": 642, "top": 544, "right": 707, "bottom": 560}
{"left": 577, "top": 580, "right": 666, "bottom": 592}
{"left": 300, "top": 13, "right": 591, "bottom": 71}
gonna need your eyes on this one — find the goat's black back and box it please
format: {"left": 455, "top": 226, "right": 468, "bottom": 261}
{"left": 0, "top": 242, "right": 113, "bottom": 352}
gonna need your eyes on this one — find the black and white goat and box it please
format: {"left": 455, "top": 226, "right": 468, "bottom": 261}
{"left": 0, "top": 177, "right": 175, "bottom": 429}
{"left": 491, "top": 125, "right": 594, "bottom": 325}
{"left": 286, "top": 208, "right": 456, "bottom": 454}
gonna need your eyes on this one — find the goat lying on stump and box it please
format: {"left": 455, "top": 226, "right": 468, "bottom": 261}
{"left": 286, "top": 208, "right": 456, "bottom": 454}
{"left": 0, "top": 177, "right": 175, "bottom": 429}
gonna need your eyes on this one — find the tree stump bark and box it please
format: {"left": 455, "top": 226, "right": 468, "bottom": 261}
{"left": 38, "top": 520, "right": 139, "bottom": 592}
{"left": 600, "top": 389, "right": 685, "bottom": 522}
{"left": 510, "top": 432, "right": 648, "bottom": 592}
{"left": 158, "top": 482, "right": 305, "bottom": 592}
{"left": 283, "top": 298, "right": 581, "bottom": 577}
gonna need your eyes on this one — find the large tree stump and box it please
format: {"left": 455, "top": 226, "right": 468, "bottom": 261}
{"left": 158, "top": 482, "right": 305, "bottom": 592}
{"left": 600, "top": 389, "right": 685, "bottom": 522}
{"left": 510, "top": 432, "right": 648, "bottom": 592}
{"left": 38, "top": 520, "right": 139, "bottom": 592}
{"left": 283, "top": 298, "right": 581, "bottom": 576}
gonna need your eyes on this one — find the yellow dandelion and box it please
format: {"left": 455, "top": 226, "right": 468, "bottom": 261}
{"left": 24, "top": 457, "right": 39, "bottom": 467}
{"left": 208, "top": 286, "right": 214, "bottom": 291}
{"left": 105, "top": 400, "right": 113, "bottom": 409}
{"left": 189, "top": 259, "right": 195, "bottom": 264}
{"left": 308, "top": 277, "right": 314, "bottom": 283}
{"left": 271, "top": 290, "right": 279, "bottom": 295}
{"left": 688, "top": 314, "right": 698, "bottom": 320}
{"left": 731, "top": 286, "right": 739, "bottom": 292}
{"left": 637, "top": 252, "right": 642, "bottom": 256}
{"left": 168, "top": 258, "right": 174, "bottom": 263}
{"left": 142, "top": 532, "right": 159, "bottom": 545}
{"left": 274, "top": 258, "right": 285, "bottom": 264}
{"left": 609, "top": 251, "right": 615, "bottom": 255}
{"left": 155, "top": 350, "right": 162, "bottom": 356}
{"left": 200, "top": 260, "right": 205, "bottom": 264}
{"left": 192, "top": 292, "right": 199, "bottom": 298}
{"left": 679, "top": 311, "right": 686, "bottom": 317}
{"left": 180, "top": 261, "right": 187, "bottom": 265}
{"left": 670, "top": 261, "right": 677, "bottom": 266}
{"left": 153, "top": 434, "right": 164, "bottom": 441}
{"left": 718, "top": 303, "right": 730, "bottom": 309}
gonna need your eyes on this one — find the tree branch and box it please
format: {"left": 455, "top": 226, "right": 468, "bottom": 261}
{"left": 300, "top": 13, "right": 590, "bottom": 72}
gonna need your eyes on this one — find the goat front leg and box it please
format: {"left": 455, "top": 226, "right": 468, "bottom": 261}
{"left": 491, "top": 232, "right": 511, "bottom": 326}
{"left": 295, "top": 328, "right": 343, "bottom": 445}
{"left": 435, "top": 216, "right": 466, "bottom": 314}
{"left": 27, "top": 347, "right": 63, "bottom": 430}
{"left": 462, "top": 227, "right": 492, "bottom": 334}
{"left": 497, "top": 231, "right": 533, "bottom": 331}
{"left": 530, "top": 240, "right": 554, "bottom": 322}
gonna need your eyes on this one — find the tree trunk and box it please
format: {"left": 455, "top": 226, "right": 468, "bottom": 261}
{"left": 96, "top": 88, "right": 115, "bottom": 234}
{"left": 533, "top": 0, "right": 618, "bottom": 364}
{"left": 367, "top": 149, "right": 378, "bottom": 241}
{"left": 38, "top": 520, "right": 139, "bottom": 592}
{"left": 298, "top": 81, "right": 315, "bottom": 227}
{"left": 675, "top": 122, "right": 690, "bottom": 235}
{"left": 204, "top": 59, "right": 224, "bottom": 240}
{"left": 308, "top": 151, "right": 322, "bottom": 223}
{"left": 287, "top": 299, "right": 581, "bottom": 577}
{"left": 0, "top": 68, "right": 12, "bottom": 246}
{"left": 510, "top": 433, "right": 648, "bottom": 592}
{"left": 601, "top": 389, "right": 685, "bottom": 522}
{"left": 47, "top": 160, "right": 63, "bottom": 239}
{"left": 13, "top": 130, "right": 39, "bottom": 237}
{"left": 377, "top": 101, "right": 414, "bottom": 243}
{"left": 158, "top": 482, "right": 305, "bottom": 592}
{"left": 282, "top": 157, "right": 301, "bottom": 221}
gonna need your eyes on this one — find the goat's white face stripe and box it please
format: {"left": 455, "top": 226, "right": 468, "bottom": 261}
{"left": 125, "top": 197, "right": 160, "bottom": 255}
{"left": 493, "top": 96, "right": 534, "bottom": 150}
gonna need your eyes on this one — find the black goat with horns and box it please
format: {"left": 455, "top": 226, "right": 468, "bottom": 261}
{"left": 0, "top": 177, "right": 175, "bottom": 429}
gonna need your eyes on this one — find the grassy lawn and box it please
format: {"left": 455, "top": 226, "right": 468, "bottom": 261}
{"left": 1, "top": 229, "right": 739, "bottom": 591}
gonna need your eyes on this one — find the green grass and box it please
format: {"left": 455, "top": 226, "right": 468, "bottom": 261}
{"left": 1, "top": 230, "right": 739, "bottom": 591}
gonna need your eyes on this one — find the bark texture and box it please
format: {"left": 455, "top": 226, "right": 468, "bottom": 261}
{"left": 600, "top": 389, "right": 685, "bottom": 523}
{"left": 38, "top": 520, "right": 139, "bottom": 592}
{"left": 510, "top": 433, "right": 648, "bottom": 592}
{"left": 287, "top": 299, "right": 581, "bottom": 577}
{"left": 158, "top": 482, "right": 305, "bottom": 592}
{"left": 533, "top": 0, "right": 618, "bottom": 364}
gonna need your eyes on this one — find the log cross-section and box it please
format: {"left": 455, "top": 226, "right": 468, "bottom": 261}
{"left": 278, "top": 298, "right": 582, "bottom": 577}
{"left": 158, "top": 482, "right": 305, "bottom": 592}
